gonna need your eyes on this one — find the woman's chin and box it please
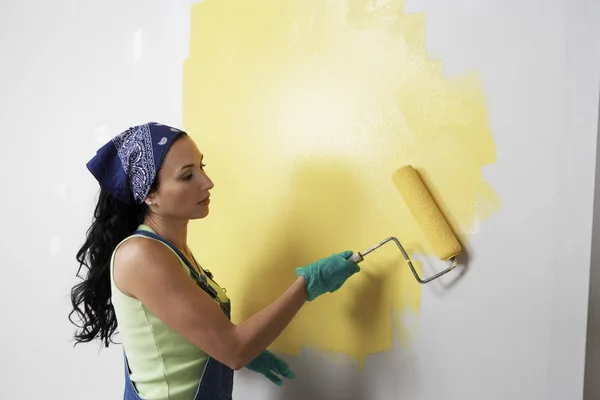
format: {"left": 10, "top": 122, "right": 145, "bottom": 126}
{"left": 191, "top": 208, "right": 210, "bottom": 220}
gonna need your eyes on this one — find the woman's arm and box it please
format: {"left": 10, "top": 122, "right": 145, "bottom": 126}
{"left": 114, "top": 238, "right": 307, "bottom": 370}
{"left": 233, "top": 275, "right": 307, "bottom": 366}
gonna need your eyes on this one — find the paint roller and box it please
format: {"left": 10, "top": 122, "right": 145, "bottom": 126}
{"left": 350, "top": 165, "right": 462, "bottom": 284}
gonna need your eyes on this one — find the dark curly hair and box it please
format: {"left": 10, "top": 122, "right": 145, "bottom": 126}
{"left": 69, "top": 133, "right": 186, "bottom": 347}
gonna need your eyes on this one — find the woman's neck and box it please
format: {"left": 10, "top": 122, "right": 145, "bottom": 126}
{"left": 142, "top": 215, "right": 189, "bottom": 251}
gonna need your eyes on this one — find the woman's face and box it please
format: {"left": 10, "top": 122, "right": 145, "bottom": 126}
{"left": 145, "top": 135, "right": 214, "bottom": 220}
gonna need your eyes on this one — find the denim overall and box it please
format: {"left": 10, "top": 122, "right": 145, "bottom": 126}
{"left": 122, "top": 230, "right": 234, "bottom": 400}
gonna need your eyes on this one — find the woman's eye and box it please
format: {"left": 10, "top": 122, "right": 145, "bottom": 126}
{"left": 182, "top": 174, "right": 193, "bottom": 180}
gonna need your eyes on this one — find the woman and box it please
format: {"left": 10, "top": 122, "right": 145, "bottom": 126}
{"left": 69, "top": 122, "right": 361, "bottom": 400}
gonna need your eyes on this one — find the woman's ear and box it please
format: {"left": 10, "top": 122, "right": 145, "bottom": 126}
{"left": 144, "top": 193, "right": 156, "bottom": 206}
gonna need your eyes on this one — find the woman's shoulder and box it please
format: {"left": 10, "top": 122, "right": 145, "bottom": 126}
{"left": 113, "top": 236, "right": 180, "bottom": 297}
{"left": 115, "top": 235, "right": 182, "bottom": 270}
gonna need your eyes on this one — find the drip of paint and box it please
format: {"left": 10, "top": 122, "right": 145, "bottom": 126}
{"left": 183, "top": 0, "right": 500, "bottom": 368}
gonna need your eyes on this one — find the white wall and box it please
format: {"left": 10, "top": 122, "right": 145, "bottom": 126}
{"left": 0, "top": 0, "right": 193, "bottom": 398}
{"left": 1, "top": 1, "right": 599, "bottom": 399}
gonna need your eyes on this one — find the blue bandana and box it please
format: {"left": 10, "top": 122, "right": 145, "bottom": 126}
{"left": 86, "top": 122, "right": 186, "bottom": 204}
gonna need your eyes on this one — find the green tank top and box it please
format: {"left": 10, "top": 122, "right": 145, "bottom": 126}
{"left": 110, "top": 224, "right": 229, "bottom": 400}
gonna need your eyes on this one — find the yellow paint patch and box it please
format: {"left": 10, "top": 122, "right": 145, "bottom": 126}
{"left": 183, "top": 0, "right": 500, "bottom": 367}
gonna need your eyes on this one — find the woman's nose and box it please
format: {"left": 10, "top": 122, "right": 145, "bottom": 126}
{"left": 201, "top": 173, "right": 214, "bottom": 190}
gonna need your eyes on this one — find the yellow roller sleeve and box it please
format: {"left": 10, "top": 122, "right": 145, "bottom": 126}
{"left": 392, "top": 165, "right": 462, "bottom": 261}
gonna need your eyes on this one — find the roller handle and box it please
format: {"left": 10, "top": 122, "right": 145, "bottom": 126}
{"left": 349, "top": 252, "right": 364, "bottom": 263}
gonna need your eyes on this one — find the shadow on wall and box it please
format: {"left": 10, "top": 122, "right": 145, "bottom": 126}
{"left": 269, "top": 342, "right": 421, "bottom": 400}
{"left": 233, "top": 348, "right": 372, "bottom": 400}
{"left": 406, "top": 239, "right": 470, "bottom": 299}
{"left": 274, "top": 351, "right": 369, "bottom": 400}
{"left": 266, "top": 319, "right": 420, "bottom": 400}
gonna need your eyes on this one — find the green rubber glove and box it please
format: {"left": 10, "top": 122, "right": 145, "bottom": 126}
{"left": 295, "top": 250, "right": 361, "bottom": 301}
{"left": 245, "top": 350, "right": 296, "bottom": 386}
